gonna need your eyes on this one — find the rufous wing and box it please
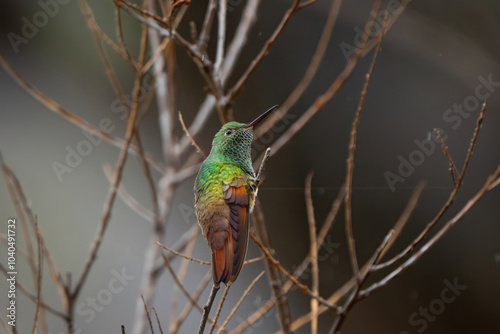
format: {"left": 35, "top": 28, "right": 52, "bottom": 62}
{"left": 207, "top": 216, "right": 232, "bottom": 286}
{"left": 224, "top": 185, "right": 250, "bottom": 284}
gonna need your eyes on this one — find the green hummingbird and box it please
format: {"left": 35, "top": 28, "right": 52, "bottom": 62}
{"left": 194, "top": 106, "right": 277, "bottom": 287}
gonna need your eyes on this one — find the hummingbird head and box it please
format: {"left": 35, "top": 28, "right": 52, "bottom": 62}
{"left": 208, "top": 106, "right": 277, "bottom": 174}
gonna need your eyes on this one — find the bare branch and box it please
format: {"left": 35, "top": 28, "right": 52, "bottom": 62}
{"left": 31, "top": 218, "right": 44, "bottom": 334}
{"left": 269, "top": 0, "right": 412, "bottom": 157}
{"left": 152, "top": 307, "right": 164, "bottom": 334}
{"left": 225, "top": 0, "right": 301, "bottom": 103}
{"left": 179, "top": 111, "right": 207, "bottom": 159}
{"left": 198, "top": 285, "right": 220, "bottom": 334}
{"left": 214, "top": 0, "right": 227, "bottom": 75}
{"left": 198, "top": 0, "right": 217, "bottom": 51}
{"left": 375, "top": 181, "right": 426, "bottom": 265}
{"left": 177, "top": 0, "right": 261, "bottom": 155}
{"left": 251, "top": 200, "right": 293, "bottom": 332}
{"left": 71, "top": 21, "right": 150, "bottom": 302}
{"left": 250, "top": 232, "right": 340, "bottom": 311}
{"left": 156, "top": 241, "right": 210, "bottom": 265}
{"left": 141, "top": 295, "right": 155, "bottom": 334}
{"left": 255, "top": 0, "right": 342, "bottom": 140}
{"left": 0, "top": 52, "right": 163, "bottom": 172}
{"left": 305, "top": 172, "right": 319, "bottom": 334}
{"left": 344, "top": 1, "right": 384, "bottom": 281}
{"left": 360, "top": 165, "right": 500, "bottom": 298}
{"left": 218, "top": 271, "right": 265, "bottom": 333}
{"left": 172, "top": 271, "right": 212, "bottom": 333}
{"left": 434, "top": 129, "right": 459, "bottom": 187}
{"left": 375, "top": 103, "right": 487, "bottom": 269}
{"left": 208, "top": 286, "right": 230, "bottom": 334}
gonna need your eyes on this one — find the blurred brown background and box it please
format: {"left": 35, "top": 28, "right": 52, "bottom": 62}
{"left": 0, "top": 0, "right": 499, "bottom": 333}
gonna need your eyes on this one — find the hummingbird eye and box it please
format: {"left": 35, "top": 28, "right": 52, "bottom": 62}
{"left": 225, "top": 129, "right": 234, "bottom": 136}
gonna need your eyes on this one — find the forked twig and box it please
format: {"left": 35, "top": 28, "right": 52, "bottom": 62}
{"left": 328, "top": 230, "right": 394, "bottom": 333}
{"left": 375, "top": 103, "right": 487, "bottom": 270}
{"left": 360, "top": 165, "right": 500, "bottom": 298}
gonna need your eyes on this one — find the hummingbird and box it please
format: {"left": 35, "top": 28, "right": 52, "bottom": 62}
{"left": 194, "top": 106, "right": 277, "bottom": 287}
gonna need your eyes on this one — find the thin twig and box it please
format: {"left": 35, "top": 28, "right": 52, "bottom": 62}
{"left": 80, "top": 0, "right": 128, "bottom": 108}
{"left": 172, "top": 271, "right": 212, "bottom": 333}
{"left": 103, "top": 163, "right": 155, "bottom": 222}
{"left": 0, "top": 53, "right": 163, "bottom": 172}
{"left": 71, "top": 19, "right": 149, "bottom": 305}
{"left": 115, "top": 6, "right": 139, "bottom": 70}
{"left": 141, "top": 295, "right": 155, "bottom": 334}
{"left": 31, "top": 218, "right": 43, "bottom": 334}
{"left": 344, "top": 1, "right": 385, "bottom": 282}
{"left": 289, "top": 89, "right": 485, "bottom": 334}
{"left": 255, "top": 148, "right": 271, "bottom": 185}
{"left": 225, "top": 0, "right": 301, "bottom": 103}
{"left": 179, "top": 111, "right": 207, "bottom": 159}
{"left": 375, "top": 103, "right": 487, "bottom": 270}
{"left": 328, "top": 230, "right": 394, "bottom": 334}
{"left": 434, "top": 129, "right": 459, "bottom": 187}
{"left": 360, "top": 165, "right": 500, "bottom": 298}
{"left": 2, "top": 157, "right": 66, "bottom": 325}
{"left": 305, "top": 172, "right": 319, "bottom": 334}
{"left": 250, "top": 232, "right": 340, "bottom": 311}
{"left": 218, "top": 271, "right": 265, "bottom": 333}
{"left": 375, "top": 181, "right": 426, "bottom": 264}
{"left": 170, "top": 229, "right": 198, "bottom": 328}
{"left": 198, "top": 0, "right": 217, "bottom": 51}
{"left": 230, "top": 184, "right": 346, "bottom": 334}
{"left": 152, "top": 307, "right": 164, "bottom": 334}
{"left": 251, "top": 200, "right": 293, "bottom": 332}
{"left": 157, "top": 241, "right": 210, "bottom": 265}
{"left": 268, "top": 0, "right": 411, "bottom": 157}
{"left": 255, "top": 0, "right": 342, "bottom": 140}
{"left": 208, "top": 285, "right": 230, "bottom": 334}
{"left": 214, "top": 0, "right": 227, "bottom": 75}
{"left": 0, "top": 316, "right": 13, "bottom": 334}
{"left": 198, "top": 285, "right": 220, "bottom": 334}
{"left": 177, "top": 0, "right": 262, "bottom": 155}
{"left": 244, "top": 256, "right": 265, "bottom": 265}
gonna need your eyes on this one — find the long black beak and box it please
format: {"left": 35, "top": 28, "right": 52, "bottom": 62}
{"left": 244, "top": 105, "right": 278, "bottom": 128}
